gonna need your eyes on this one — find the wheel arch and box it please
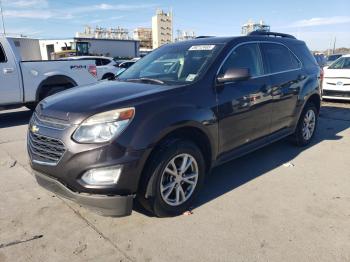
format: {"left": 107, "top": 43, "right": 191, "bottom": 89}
{"left": 36, "top": 75, "right": 77, "bottom": 101}
{"left": 138, "top": 125, "right": 213, "bottom": 200}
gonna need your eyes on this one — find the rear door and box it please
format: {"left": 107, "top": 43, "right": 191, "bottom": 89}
{"left": 260, "top": 42, "right": 303, "bottom": 133}
{"left": 216, "top": 43, "right": 273, "bottom": 153}
{"left": 0, "top": 42, "right": 22, "bottom": 105}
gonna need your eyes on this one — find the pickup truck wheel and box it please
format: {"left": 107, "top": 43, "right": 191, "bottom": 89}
{"left": 102, "top": 73, "right": 115, "bottom": 80}
{"left": 138, "top": 139, "right": 205, "bottom": 217}
{"left": 25, "top": 103, "right": 37, "bottom": 111}
{"left": 291, "top": 102, "right": 318, "bottom": 147}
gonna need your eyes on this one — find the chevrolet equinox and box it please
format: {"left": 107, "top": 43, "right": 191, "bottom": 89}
{"left": 28, "top": 32, "right": 321, "bottom": 217}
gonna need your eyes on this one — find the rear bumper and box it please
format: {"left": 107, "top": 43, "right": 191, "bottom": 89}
{"left": 35, "top": 171, "right": 134, "bottom": 217}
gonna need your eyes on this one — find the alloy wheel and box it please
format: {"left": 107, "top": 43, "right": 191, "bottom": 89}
{"left": 160, "top": 153, "right": 199, "bottom": 206}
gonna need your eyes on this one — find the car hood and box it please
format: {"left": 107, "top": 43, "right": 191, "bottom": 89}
{"left": 37, "top": 81, "right": 172, "bottom": 124}
{"left": 324, "top": 68, "right": 350, "bottom": 78}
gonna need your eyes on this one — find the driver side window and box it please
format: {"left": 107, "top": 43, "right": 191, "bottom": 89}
{"left": 220, "top": 43, "right": 263, "bottom": 77}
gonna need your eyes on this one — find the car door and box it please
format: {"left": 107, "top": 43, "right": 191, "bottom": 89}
{"left": 260, "top": 42, "right": 303, "bottom": 133}
{"left": 0, "top": 42, "right": 22, "bottom": 105}
{"left": 216, "top": 43, "right": 273, "bottom": 153}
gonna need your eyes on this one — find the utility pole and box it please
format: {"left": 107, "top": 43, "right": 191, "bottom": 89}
{"left": 0, "top": 0, "right": 5, "bottom": 35}
{"left": 332, "top": 37, "right": 337, "bottom": 54}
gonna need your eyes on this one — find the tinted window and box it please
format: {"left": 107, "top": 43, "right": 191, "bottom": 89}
{"left": 291, "top": 43, "right": 317, "bottom": 69}
{"left": 261, "top": 43, "right": 300, "bottom": 73}
{"left": 95, "top": 59, "right": 102, "bottom": 66}
{"left": 100, "top": 59, "right": 111, "bottom": 65}
{"left": 0, "top": 44, "right": 6, "bottom": 63}
{"left": 219, "top": 43, "right": 263, "bottom": 77}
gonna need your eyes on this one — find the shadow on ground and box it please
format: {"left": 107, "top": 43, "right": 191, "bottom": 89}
{"left": 0, "top": 109, "right": 32, "bottom": 128}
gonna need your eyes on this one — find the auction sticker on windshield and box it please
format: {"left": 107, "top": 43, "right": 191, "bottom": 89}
{"left": 189, "top": 45, "right": 215, "bottom": 51}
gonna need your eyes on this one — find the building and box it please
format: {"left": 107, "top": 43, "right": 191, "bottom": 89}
{"left": 76, "top": 26, "right": 130, "bottom": 40}
{"left": 175, "top": 30, "right": 196, "bottom": 42}
{"left": 40, "top": 38, "right": 139, "bottom": 59}
{"left": 241, "top": 19, "right": 270, "bottom": 35}
{"left": 133, "top": 27, "right": 152, "bottom": 50}
{"left": 152, "top": 9, "right": 173, "bottom": 49}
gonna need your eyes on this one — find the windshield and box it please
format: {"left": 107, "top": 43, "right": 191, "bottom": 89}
{"left": 329, "top": 57, "right": 350, "bottom": 69}
{"left": 328, "top": 54, "right": 342, "bottom": 62}
{"left": 118, "top": 43, "right": 223, "bottom": 85}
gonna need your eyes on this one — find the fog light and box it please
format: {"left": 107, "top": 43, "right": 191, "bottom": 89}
{"left": 81, "top": 166, "right": 122, "bottom": 185}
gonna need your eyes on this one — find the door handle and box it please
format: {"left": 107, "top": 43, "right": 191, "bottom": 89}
{"left": 3, "top": 68, "right": 14, "bottom": 74}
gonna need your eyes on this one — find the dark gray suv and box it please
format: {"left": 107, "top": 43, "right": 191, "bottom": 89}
{"left": 28, "top": 32, "right": 321, "bottom": 217}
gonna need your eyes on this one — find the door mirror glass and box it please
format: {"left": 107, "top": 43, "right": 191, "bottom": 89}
{"left": 217, "top": 68, "right": 251, "bottom": 83}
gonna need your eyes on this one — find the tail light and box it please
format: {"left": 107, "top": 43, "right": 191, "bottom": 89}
{"left": 320, "top": 68, "right": 324, "bottom": 96}
{"left": 88, "top": 65, "right": 97, "bottom": 78}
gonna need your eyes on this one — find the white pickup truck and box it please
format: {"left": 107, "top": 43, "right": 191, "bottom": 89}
{"left": 0, "top": 37, "right": 98, "bottom": 110}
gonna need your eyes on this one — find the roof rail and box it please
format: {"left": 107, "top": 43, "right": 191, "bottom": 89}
{"left": 195, "top": 36, "right": 214, "bottom": 39}
{"left": 248, "top": 31, "right": 296, "bottom": 39}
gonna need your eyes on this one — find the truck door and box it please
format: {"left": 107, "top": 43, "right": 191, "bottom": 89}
{"left": 0, "top": 41, "right": 22, "bottom": 106}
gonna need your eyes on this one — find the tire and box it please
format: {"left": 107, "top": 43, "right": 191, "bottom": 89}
{"left": 291, "top": 102, "right": 318, "bottom": 147}
{"left": 26, "top": 103, "right": 37, "bottom": 111}
{"left": 138, "top": 139, "right": 206, "bottom": 217}
{"left": 102, "top": 74, "right": 115, "bottom": 80}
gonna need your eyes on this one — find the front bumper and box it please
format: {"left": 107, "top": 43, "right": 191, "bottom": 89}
{"left": 35, "top": 170, "right": 134, "bottom": 217}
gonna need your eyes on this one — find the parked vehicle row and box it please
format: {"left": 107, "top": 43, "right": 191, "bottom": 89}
{"left": 28, "top": 31, "right": 321, "bottom": 217}
{"left": 0, "top": 37, "right": 98, "bottom": 111}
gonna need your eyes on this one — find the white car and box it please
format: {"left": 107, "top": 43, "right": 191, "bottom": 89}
{"left": 0, "top": 37, "right": 97, "bottom": 111}
{"left": 322, "top": 54, "right": 350, "bottom": 100}
{"left": 61, "top": 56, "right": 119, "bottom": 80}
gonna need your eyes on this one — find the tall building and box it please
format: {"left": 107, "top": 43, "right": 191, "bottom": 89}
{"left": 152, "top": 9, "right": 173, "bottom": 49}
{"left": 133, "top": 27, "right": 152, "bottom": 50}
{"left": 241, "top": 19, "right": 270, "bottom": 35}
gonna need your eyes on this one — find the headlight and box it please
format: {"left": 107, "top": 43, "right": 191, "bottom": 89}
{"left": 73, "top": 108, "right": 135, "bottom": 143}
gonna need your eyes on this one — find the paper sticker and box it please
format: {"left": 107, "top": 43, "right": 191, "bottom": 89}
{"left": 189, "top": 45, "right": 215, "bottom": 51}
{"left": 186, "top": 74, "right": 197, "bottom": 82}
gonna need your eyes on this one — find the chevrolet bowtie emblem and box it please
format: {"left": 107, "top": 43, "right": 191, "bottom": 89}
{"left": 31, "top": 125, "right": 39, "bottom": 133}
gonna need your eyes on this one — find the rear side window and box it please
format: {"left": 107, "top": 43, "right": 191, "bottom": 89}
{"left": 94, "top": 59, "right": 102, "bottom": 66}
{"left": 219, "top": 43, "right": 263, "bottom": 77}
{"left": 291, "top": 43, "right": 318, "bottom": 69}
{"left": 0, "top": 44, "right": 6, "bottom": 63}
{"left": 100, "top": 59, "right": 111, "bottom": 65}
{"left": 261, "top": 43, "right": 300, "bottom": 74}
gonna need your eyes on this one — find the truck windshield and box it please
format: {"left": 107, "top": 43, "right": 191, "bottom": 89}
{"left": 118, "top": 43, "right": 222, "bottom": 85}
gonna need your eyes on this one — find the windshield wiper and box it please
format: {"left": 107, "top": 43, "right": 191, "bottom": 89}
{"left": 125, "top": 78, "right": 165, "bottom": 85}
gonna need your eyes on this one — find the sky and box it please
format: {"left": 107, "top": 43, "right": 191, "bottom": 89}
{"left": 1, "top": 0, "right": 350, "bottom": 51}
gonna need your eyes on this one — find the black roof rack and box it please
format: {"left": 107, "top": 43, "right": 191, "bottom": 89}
{"left": 248, "top": 31, "right": 296, "bottom": 39}
{"left": 195, "top": 36, "right": 215, "bottom": 39}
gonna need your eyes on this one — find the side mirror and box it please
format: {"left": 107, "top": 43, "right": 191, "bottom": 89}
{"left": 217, "top": 68, "right": 251, "bottom": 84}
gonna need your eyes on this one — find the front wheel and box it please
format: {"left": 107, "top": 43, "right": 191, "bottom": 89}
{"left": 138, "top": 139, "right": 206, "bottom": 217}
{"left": 291, "top": 103, "right": 318, "bottom": 146}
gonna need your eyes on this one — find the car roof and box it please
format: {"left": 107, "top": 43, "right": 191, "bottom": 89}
{"left": 342, "top": 54, "right": 350, "bottom": 57}
{"left": 170, "top": 35, "right": 303, "bottom": 47}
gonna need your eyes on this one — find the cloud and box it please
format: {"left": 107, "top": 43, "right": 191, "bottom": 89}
{"left": 289, "top": 16, "right": 350, "bottom": 28}
{"left": 3, "top": 10, "right": 73, "bottom": 20}
{"left": 2, "top": 0, "right": 48, "bottom": 8}
{"left": 2, "top": 2, "right": 157, "bottom": 20}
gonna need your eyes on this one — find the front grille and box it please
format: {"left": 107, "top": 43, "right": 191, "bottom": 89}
{"left": 28, "top": 132, "right": 66, "bottom": 166}
{"left": 323, "top": 90, "right": 350, "bottom": 98}
{"left": 32, "top": 113, "right": 70, "bottom": 130}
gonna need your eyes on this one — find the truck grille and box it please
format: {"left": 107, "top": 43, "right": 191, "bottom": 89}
{"left": 28, "top": 132, "right": 66, "bottom": 166}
